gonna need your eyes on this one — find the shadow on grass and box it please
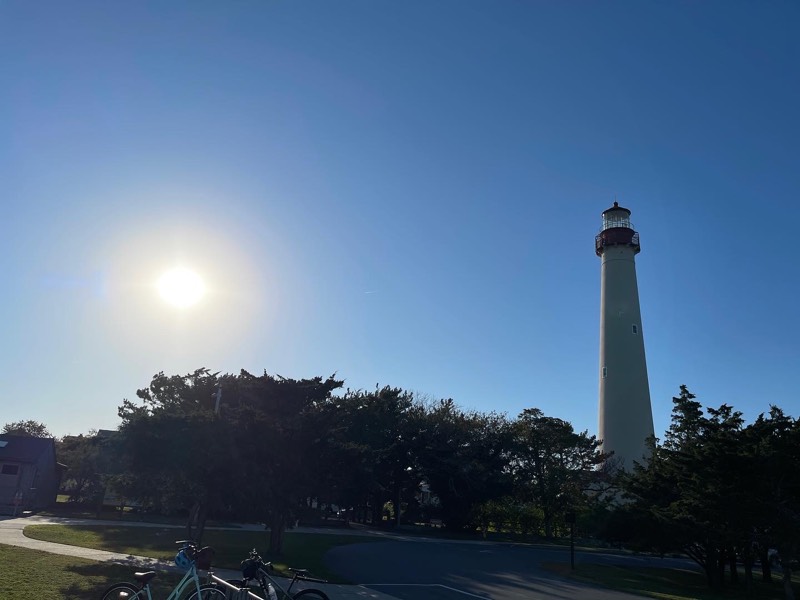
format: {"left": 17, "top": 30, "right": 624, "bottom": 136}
{"left": 59, "top": 562, "right": 182, "bottom": 599}
{"left": 0, "top": 543, "right": 179, "bottom": 600}
{"left": 24, "top": 523, "right": 386, "bottom": 583}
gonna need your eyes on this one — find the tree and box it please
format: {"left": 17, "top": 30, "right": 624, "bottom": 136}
{"left": 57, "top": 432, "right": 105, "bottom": 503}
{"left": 115, "top": 367, "right": 344, "bottom": 553}
{"left": 618, "top": 386, "right": 784, "bottom": 593}
{"left": 745, "top": 407, "right": 800, "bottom": 598}
{"left": 417, "top": 399, "right": 512, "bottom": 531}
{"left": 2, "top": 420, "right": 52, "bottom": 438}
{"left": 216, "top": 370, "right": 343, "bottom": 553}
{"left": 116, "top": 368, "right": 239, "bottom": 542}
{"left": 321, "top": 387, "right": 424, "bottom": 527}
{"left": 509, "top": 408, "right": 606, "bottom": 538}
{"left": 620, "top": 387, "right": 731, "bottom": 588}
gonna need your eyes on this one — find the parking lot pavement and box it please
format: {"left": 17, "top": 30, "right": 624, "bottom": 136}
{"left": 327, "top": 539, "right": 657, "bottom": 600}
{"left": 361, "top": 584, "right": 490, "bottom": 600}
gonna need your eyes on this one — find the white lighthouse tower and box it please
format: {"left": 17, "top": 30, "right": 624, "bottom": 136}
{"left": 596, "top": 201, "right": 654, "bottom": 469}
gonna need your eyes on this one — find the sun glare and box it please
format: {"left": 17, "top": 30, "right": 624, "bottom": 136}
{"left": 157, "top": 267, "right": 206, "bottom": 308}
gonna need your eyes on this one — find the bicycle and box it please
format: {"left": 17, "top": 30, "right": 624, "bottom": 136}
{"left": 100, "top": 540, "right": 226, "bottom": 600}
{"left": 208, "top": 548, "right": 330, "bottom": 600}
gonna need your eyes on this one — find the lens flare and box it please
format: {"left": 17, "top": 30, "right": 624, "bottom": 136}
{"left": 157, "top": 267, "right": 206, "bottom": 308}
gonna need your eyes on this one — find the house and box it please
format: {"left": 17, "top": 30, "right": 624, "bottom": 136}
{"left": 0, "top": 434, "right": 64, "bottom": 514}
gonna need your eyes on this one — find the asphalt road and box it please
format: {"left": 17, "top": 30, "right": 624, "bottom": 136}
{"left": 326, "top": 539, "right": 695, "bottom": 600}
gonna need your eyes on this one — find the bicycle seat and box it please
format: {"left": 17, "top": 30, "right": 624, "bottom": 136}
{"left": 134, "top": 571, "right": 158, "bottom": 584}
{"left": 289, "top": 568, "right": 309, "bottom": 576}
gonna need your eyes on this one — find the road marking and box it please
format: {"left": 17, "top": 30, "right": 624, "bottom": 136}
{"left": 366, "top": 583, "right": 490, "bottom": 599}
{"left": 437, "top": 584, "right": 491, "bottom": 598}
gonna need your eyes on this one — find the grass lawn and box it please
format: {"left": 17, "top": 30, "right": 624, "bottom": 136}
{"left": 0, "top": 543, "right": 182, "bottom": 600}
{"left": 24, "top": 524, "right": 384, "bottom": 582}
{"left": 544, "top": 563, "right": 799, "bottom": 600}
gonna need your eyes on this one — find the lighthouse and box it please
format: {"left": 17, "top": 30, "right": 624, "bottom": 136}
{"left": 596, "top": 201, "right": 654, "bottom": 469}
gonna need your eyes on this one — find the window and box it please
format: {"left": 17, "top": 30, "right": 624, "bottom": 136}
{"left": 632, "top": 324, "right": 638, "bottom": 334}
{"left": 602, "top": 367, "right": 607, "bottom": 378}
{"left": 1, "top": 464, "right": 19, "bottom": 476}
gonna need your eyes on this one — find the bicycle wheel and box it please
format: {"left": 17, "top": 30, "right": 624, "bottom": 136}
{"left": 185, "top": 585, "right": 228, "bottom": 600}
{"left": 100, "top": 582, "right": 142, "bottom": 599}
{"left": 292, "top": 589, "right": 330, "bottom": 600}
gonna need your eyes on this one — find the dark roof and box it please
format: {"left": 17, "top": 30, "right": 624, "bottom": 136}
{"left": 0, "top": 434, "right": 55, "bottom": 462}
{"left": 602, "top": 201, "right": 631, "bottom": 216}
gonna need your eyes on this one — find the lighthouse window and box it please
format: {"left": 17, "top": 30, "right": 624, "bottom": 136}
{"left": 602, "top": 367, "right": 607, "bottom": 378}
{"left": 1, "top": 464, "right": 19, "bottom": 476}
{"left": 632, "top": 324, "right": 638, "bottom": 334}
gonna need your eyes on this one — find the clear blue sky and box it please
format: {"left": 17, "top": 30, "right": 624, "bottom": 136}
{"left": 2, "top": 1, "right": 798, "bottom": 439}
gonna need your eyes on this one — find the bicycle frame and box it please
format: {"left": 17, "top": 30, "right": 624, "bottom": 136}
{"left": 205, "top": 572, "right": 262, "bottom": 599}
{"left": 165, "top": 564, "right": 207, "bottom": 600}
{"left": 124, "top": 563, "right": 207, "bottom": 600}
{"left": 256, "top": 564, "right": 326, "bottom": 600}
{"left": 211, "top": 564, "right": 323, "bottom": 600}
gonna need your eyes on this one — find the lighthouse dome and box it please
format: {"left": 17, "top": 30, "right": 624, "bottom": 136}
{"left": 601, "top": 201, "right": 633, "bottom": 231}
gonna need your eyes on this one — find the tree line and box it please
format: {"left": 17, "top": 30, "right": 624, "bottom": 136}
{"left": 55, "top": 368, "right": 607, "bottom": 552}
{"left": 607, "top": 385, "right": 800, "bottom": 597}
{"left": 17, "top": 371, "right": 800, "bottom": 598}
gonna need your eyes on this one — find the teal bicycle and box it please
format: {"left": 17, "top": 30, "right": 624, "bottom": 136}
{"left": 100, "top": 540, "right": 225, "bottom": 600}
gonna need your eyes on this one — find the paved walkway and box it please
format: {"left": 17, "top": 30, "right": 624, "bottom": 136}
{"left": 0, "top": 515, "right": 398, "bottom": 600}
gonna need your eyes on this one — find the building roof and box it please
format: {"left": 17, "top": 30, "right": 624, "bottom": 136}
{"left": 601, "top": 201, "right": 631, "bottom": 216}
{"left": 0, "top": 434, "right": 55, "bottom": 463}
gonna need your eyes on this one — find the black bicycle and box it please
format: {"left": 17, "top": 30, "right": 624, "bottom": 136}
{"left": 213, "top": 549, "right": 330, "bottom": 600}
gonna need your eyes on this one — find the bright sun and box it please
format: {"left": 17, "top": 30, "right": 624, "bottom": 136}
{"left": 157, "top": 267, "right": 206, "bottom": 308}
